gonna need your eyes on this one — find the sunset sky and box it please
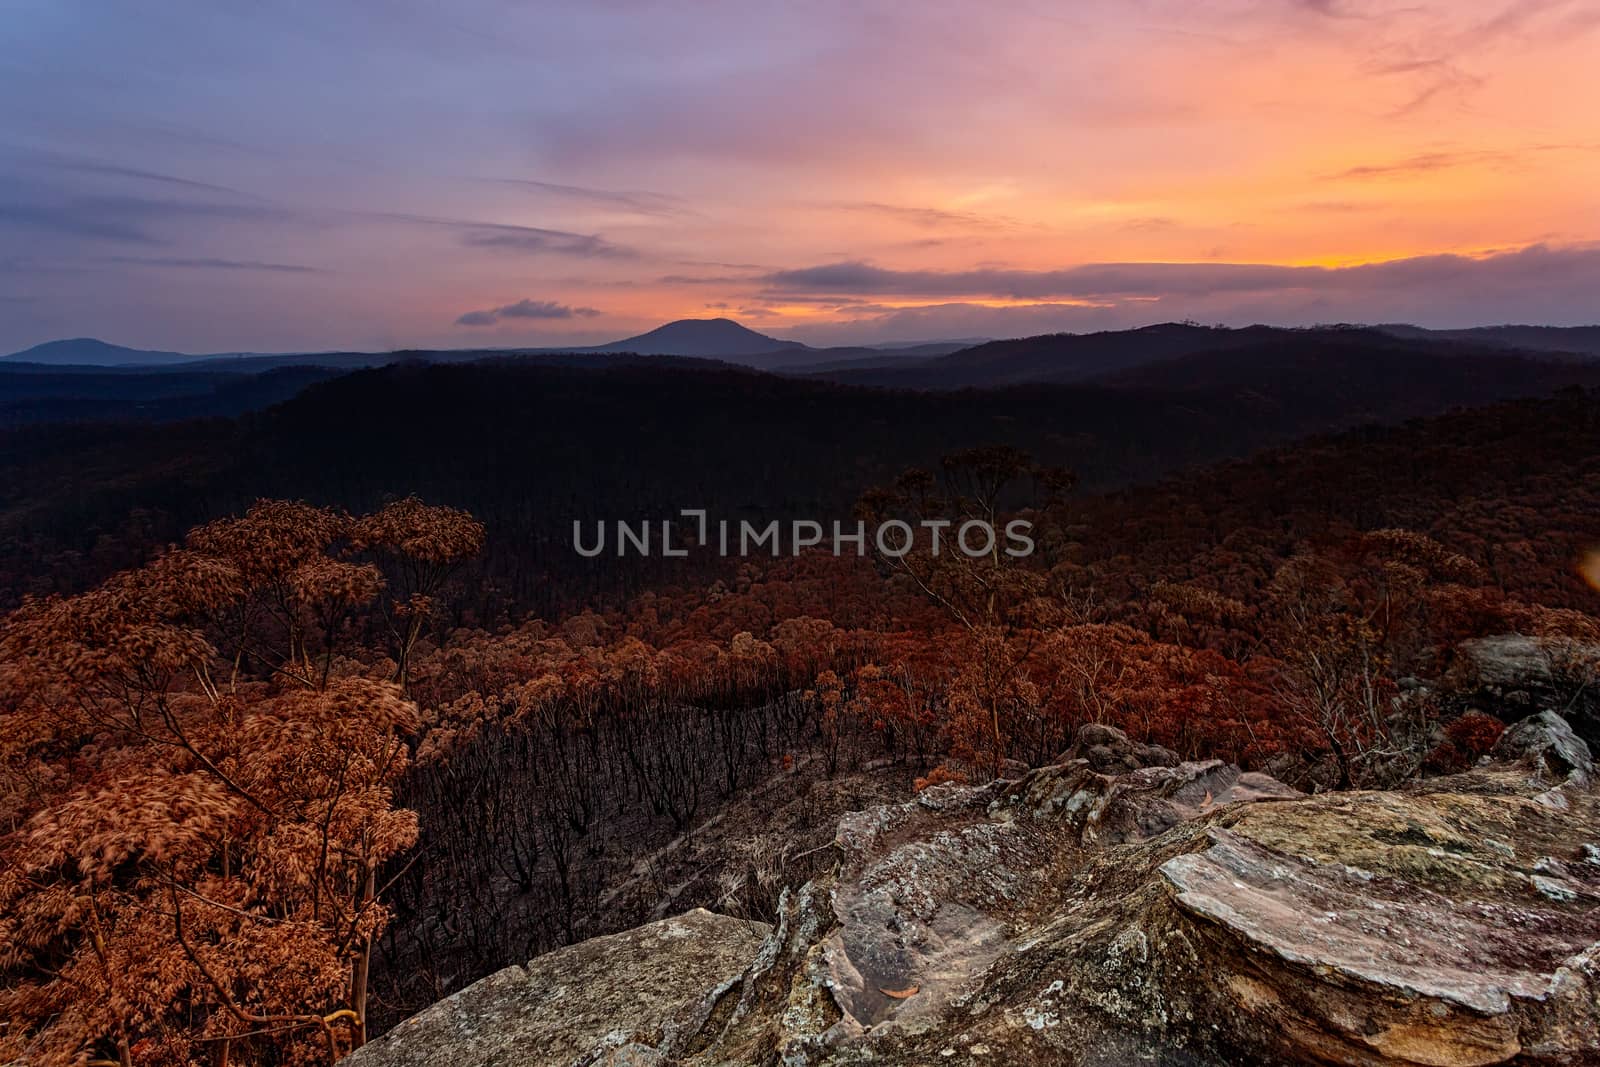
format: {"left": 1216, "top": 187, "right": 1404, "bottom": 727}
{"left": 2, "top": 0, "right": 1598, "bottom": 353}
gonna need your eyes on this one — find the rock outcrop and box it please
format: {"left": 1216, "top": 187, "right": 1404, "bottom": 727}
{"left": 1455, "top": 634, "right": 1600, "bottom": 749}
{"left": 345, "top": 909, "right": 769, "bottom": 1067}
{"left": 1492, "top": 709, "right": 1593, "bottom": 784}
{"left": 1059, "top": 721, "right": 1180, "bottom": 775}
{"left": 356, "top": 721, "right": 1600, "bottom": 1067}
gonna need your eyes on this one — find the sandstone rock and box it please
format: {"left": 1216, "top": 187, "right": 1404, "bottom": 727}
{"left": 1060, "top": 722, "right": 1180, "bottom": 774}
{"left": 1455, "top": 634, "right": 1600, "bottom": 748}
{"left": 697, "top": 766, "right": 1598, "bottom": 1066}
{"left": 357, "top": 760, "right": 1600, "bottom": 1067}
{"left": 1493, "top": 710, "right": 1593, "bottom": 783}
{"left": 1458, "top": 635, "right": 1558, "bottom": 691}
{"left": 996, "top": 757, "right": 1031, "bottom": 779}
{"left": 1159, "top": 801, "right": 1600, "bottom": 1064}
{"left": 345, "top": 909, "right": 768, "bottom": 1067}
{"left": 1006, "top": 757, "right": 1300, "bottom": 845}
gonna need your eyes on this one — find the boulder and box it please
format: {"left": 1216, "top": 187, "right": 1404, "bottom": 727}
{"left": 1003, "top": 756, "right": 1300, "bottom": 845}
{"left": 355, "top": 760, "right": 1600, "bottom": 1067}
{"left": 1155, "top": 788, "right": 1600, "bottom": 1065}
{"left": 1458, "top": 635, "right": 1558, "bottom": 691}
{"left": 1455, "top": 634, "right": 1600, "bottom": 748}
{"left": 1492, "top": 710, "right": 1593, "bottom": 783}
{"left": 1059, "top": 721, "right": 1181, "bottom": 774}
{"left": 687, "top": 764, "right": 1599, "bottom": 1066}
{"left": 344, "top": 909, "right": 768, "bottom": 1067}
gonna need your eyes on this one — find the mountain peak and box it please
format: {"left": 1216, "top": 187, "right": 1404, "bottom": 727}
{"left": 4, "top": 337, "right": 194, "bottom": 366}
{"left": 598, "top": 318, "right": 806, "bottom": 357}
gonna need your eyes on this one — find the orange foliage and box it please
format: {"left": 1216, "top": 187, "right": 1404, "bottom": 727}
{"left": 6, "top": 428, "right": 1598, "bottom": 1061}
{"left": 0, "top": 499, "right": 478, "bottom": 1066}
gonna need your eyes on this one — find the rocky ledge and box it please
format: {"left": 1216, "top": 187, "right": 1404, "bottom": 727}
{"left": 351, "top": 720, "right": 1600, "bottom": 1067}
{"left": 347, "top": 908, "right": 769, "bottom": 1067}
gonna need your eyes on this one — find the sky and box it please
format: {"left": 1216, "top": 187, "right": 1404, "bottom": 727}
{"left": 1, "top": 0, "right": 1598, "bottom": 354}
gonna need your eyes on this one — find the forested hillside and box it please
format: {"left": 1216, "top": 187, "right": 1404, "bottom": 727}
{"left": 4, "top": 385, "right": 1597, "bottom": 1061}
{"left": 5, "top": 345, "right": 1599, "bottom": 615}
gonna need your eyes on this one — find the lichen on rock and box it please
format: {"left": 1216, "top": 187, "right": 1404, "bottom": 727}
{"left": 353, "top": 718, "right": 1600, "bottom": 1067}
{"left": 343, "top": 909, "right": 769, "bottom": 1067}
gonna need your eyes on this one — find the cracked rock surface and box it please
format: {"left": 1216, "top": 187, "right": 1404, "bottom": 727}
{"left": 353, "top": 721, "right": 1600, "bottom": 1067}
{"left": 344, "top": 908, "right": 769, "bottom": 1067}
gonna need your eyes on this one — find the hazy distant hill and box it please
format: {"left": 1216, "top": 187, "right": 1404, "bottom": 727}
{"left": 7, "top": 349, "right": 1600, "bottom": 613}
{"left": 14, "top": 320, "right": 1600, "bottom": 379}
{"left": 579, "top": 318, "right": 966, "bottom": 370}
{"left": 0, "top": 362, "right": 346, "bottom": 426}
{"left": 810, "top": 322, "right": 1600, "bottom": 390}
{"left": 4, "top": 338, "right": 198, "bottom": 366}
{"left": 809, "top": 323, "right": 1268, "bottom": 388}
{"left": 594, "top": 318, "right": 806, "bottom": 357}
{"left": 768, "top": 343, "right": 971, "bottom": 374}
{"left": 0, "top": 353, "right": 759, "bottom": 426}
{"left": 1094, "top": 331, "right": 1600, "bottom": 422}
{"left": 2, "top": 318, "right": 935, "bottom": 372}
{"left": 1377, "top": 324, "right": 1600, "bottom": 357}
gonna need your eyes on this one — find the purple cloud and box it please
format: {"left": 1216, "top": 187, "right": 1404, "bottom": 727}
{"left": 762, "top": 244, "right": 1600, "bottom": 302}
{"left": 455, "top": 299, "right": 603, "bottom": 326}
{"left": 777, "top": 243, "right": 1600, "bottom": 344}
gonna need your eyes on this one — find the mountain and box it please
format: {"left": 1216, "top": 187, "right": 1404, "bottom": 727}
{"left": 808, "top": 322, "right": 1600, "bottom": 390}
{"left": 1377, "top": 323, "right": 1600, "bottom": 357}
{"left": 1092, "top": 330, "right": 1600, "bottom": 424}
{"left": 17, "top": 321, "right": 1600, "bottom": 378}
{"left": 4, "top": 338, "right": 197, "bottom": 366}
{"left": 809, "top": 322, "right": 1270, "bottom": 388}
{"left": 0, "top": 364, "right": 346, "bottom": 427}
{"left": 594, "top": 318, "right": 806, "bottom": 357}
{"left": 3, "top": 321, "right": 814, "bottom": 371}
{"left": 768, "top": 343, "right": 972, "bottom": 375}
{"left": 8, "top": 341, "right": 1600, "bottom": 612}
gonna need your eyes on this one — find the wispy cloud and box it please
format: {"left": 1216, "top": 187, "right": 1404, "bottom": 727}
{"left": 829, "top": 201, "right": 1016, "bottom": 230}
{"left": 1386, "top": 63, "right": 1486, "bottom": 117}
{"left": 487, "top": 177, "right": 685, "bottom": 217}
{"left": 107, "top": 255, "right": 322, "bottom": 273}
{"left": 770, "top": 242, "right": 1600, "bottom": 344}
{"left": 762, "top": 243, "right": 1600, "bottom": 301}
{"left": 657, "top": 273, "right": 758, "bottom": 286}
{"left": 455, "top": 298, "right": 603, "bottom": 326}
{"left": 1293, "top": 200, "right": 1385, "bottom": 213}
{"left": 1326, "top": 149, "right": 1503, "bottom": 180}
{"left": 372, "top": 211, "right": 631, "bottom": 258}
{"left": 762, "top": 259, "right": 1331, "bottom": 299}
{"left": 1119, "top": 216, "right": 1180, "bottom": 232}
{"left": 1326, "top": 142, "right": 1596, "bottom": 180}
{"left": 1455, "top": 0, "right": 1585, "bottom": 49}
{"left": 48, "top": 158, "right": 267, "bottom": 201}
{"left": 0, "top": 180, "right": 292, "bottom": 245}
{"left": 1287, "top": 0, "right": 1355, "bottom": 17}
{"left": 0, "top": 201, "right": 161, "bottom": 243}
{"left": 461, "top": 229, "right": 621, "bottom": 256}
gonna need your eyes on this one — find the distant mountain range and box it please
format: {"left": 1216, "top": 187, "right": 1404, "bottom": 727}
{"left": 802, "top": 322, "right": 1600, "bottom": 390}
{"left": 1376, "top": 323, "right": 1600, "bottom": 355}
{"left": 1, "top": 318, "right": 970, "bottom": 374}
{"left": 3, "top": 319, "right": 818, "bottom": 367}
{"left": 7, "top": 319, "right": 1600, "bottom": 386}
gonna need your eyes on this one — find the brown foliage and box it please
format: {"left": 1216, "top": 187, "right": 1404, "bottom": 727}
{"left": 0, "top": 499, "right": 477, "bottom": 1067}
{"left": 7, "top": 409, "right": 1600, "bottom": 1057}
